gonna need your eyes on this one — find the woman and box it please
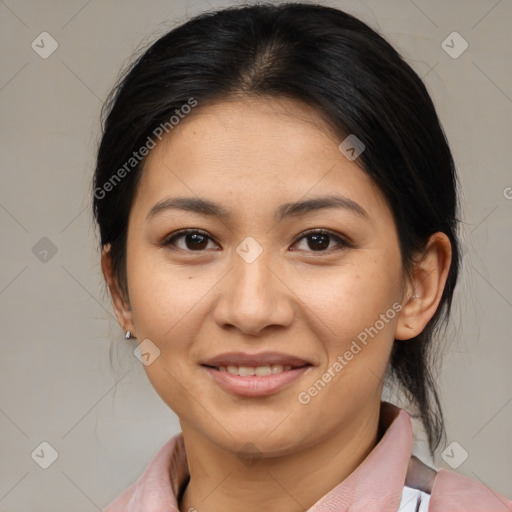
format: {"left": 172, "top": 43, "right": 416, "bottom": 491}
{"left": 92, "top": 2, "right": 512, "bottom": 511}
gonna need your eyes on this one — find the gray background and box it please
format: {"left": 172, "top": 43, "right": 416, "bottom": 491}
{"left": 1, "top": 0, "right": 511, "bottom": 510}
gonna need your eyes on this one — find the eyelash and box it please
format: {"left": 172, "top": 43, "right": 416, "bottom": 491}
{"left": 160, "top": 228, "right": 352, "bottom": 254}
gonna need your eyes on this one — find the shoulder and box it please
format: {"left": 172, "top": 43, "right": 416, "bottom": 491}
{"left": 103, "top": 433, "right": 187, "bottom": 512}
{"left": 429, "top": 467, "right": 512, "bottom": 511}
{"left": 405, "top": 454, "right": 512, "bottom": 511}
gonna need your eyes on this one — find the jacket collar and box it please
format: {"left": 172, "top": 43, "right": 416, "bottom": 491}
{"left": 306, "top": 400, "right": 413, "bottom": 511}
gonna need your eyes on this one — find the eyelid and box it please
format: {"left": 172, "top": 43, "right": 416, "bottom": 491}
{"left": 293, "top": 228, "right": 353, "bottom": 250}
{"left": 160, "top": 228, "right": 353, "bottom": 252}
{"left": 292, "top": 228, "right": 355, "bottom": 257}
{"left": 160, "top": 228, "right": 219, "bottom": 250}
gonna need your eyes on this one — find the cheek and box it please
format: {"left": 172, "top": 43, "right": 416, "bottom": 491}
{"left": 125, "top": 247, "right": 227, "bottom": 406}
{"left": 291, "top": 257, "right": 401, "bottom": 400}
{"left": 125, "top": 252, "right": 203, "bottom": 413}
{"left": 126, "top": 247, "right": 212, "bottom": 340}
{"left": 290, "top": 256, "right": 402, "bottom": 341}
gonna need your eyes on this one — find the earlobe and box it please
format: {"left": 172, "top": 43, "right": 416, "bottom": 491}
{"left": 101, "top": 246, "right": 136, "bottom": 338}
{"left": 395, "top": 232, "right": 452, "bottom": 341}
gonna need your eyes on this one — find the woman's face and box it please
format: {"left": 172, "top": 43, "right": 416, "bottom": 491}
{"left": 122, "top": 97, "right": 407, "bottom": 455}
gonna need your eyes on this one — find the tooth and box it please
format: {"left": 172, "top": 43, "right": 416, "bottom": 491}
{"left": 239, "top": 366, "right": 255, "bottom": 376}
{"left": 227, "top": 365, "right": 238, "bottom": 375}
{"left": 221, "top": 364, "right": 292, "bottom": 376}
{"left": 271, "top": 364, "right": 284, "bottom": 373}
{"left": 255, "top": 365, "right": 272, "bottom": 376}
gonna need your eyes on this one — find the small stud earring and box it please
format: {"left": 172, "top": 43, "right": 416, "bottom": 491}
{"left": 125, "top": 330, "right": 132, "bottom": 339}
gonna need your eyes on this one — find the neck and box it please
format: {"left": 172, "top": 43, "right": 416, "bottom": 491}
{"left": 178, "top": 399, "right": 381, "bottom": 512}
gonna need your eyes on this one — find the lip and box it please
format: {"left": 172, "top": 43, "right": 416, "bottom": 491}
{"left": 202, "top": 365, "right": 311, "bottom": 397}
{"left": 201, "top": 351, "right": 311, "bottom": 368}
{"left": 200, "top": 351, "right": 313, "bottom": 397}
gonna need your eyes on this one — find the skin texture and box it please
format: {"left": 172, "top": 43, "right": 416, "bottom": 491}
{"left": 102, "top": 97, "right": 452, "bottom": 512}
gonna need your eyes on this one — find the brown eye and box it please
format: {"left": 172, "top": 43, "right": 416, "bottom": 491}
{"left": 162, "top": 230, "right": 218, "bottom": 251}
{"left": 306, "top": 232, "right": 330, "bottom": 251}
{"left": 292, "top": 229, "right": 351, "bottom": 253}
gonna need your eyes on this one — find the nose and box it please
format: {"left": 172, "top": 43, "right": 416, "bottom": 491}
{"left": 212, "top": 249, "right": 295, "bottom": 336}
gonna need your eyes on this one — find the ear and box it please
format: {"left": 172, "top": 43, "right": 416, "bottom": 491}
{"left": 395, "top": 232, "right": 452, "bottom": 341}
{"left": 101, "top": 245, "right": 136, "bottom": 337}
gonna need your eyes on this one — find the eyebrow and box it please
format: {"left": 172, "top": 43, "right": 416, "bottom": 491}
{"left": 146, "top": 194, "right": 369, "bottom": 222}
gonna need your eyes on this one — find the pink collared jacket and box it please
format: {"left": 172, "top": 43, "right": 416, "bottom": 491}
{"left": 104, "top": 401, "right": 512, "bottom": 511}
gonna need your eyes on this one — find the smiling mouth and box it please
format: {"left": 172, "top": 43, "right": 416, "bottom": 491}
{"left": 202, "top": 363, "right": 311, "bottom": 376}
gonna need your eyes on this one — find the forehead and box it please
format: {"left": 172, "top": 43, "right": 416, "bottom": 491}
{"left": 133, "top": 97, "right": 387, "bottom": 219}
